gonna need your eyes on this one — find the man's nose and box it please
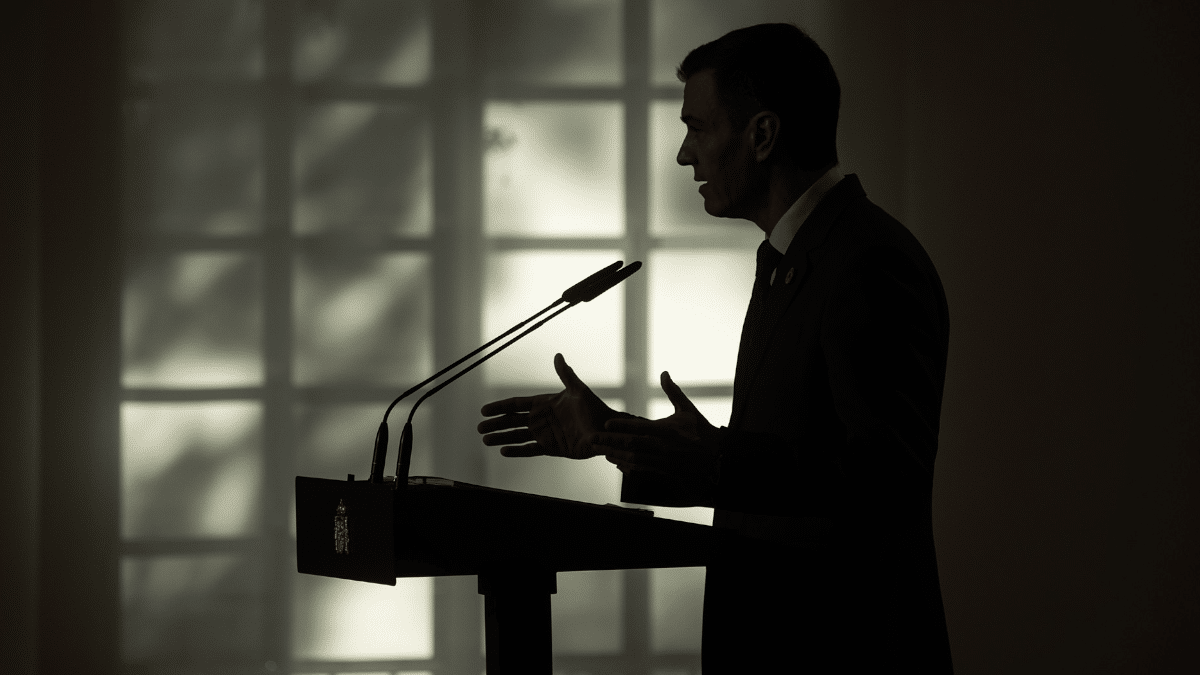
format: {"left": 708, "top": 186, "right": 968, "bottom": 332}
{"left": 677, "top": 142, "right": 694, "bottom": 166}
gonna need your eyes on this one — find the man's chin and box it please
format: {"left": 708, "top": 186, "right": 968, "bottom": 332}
{"left": 701, "top": 196, "right": 725, "bottom": 217}
{"left": 703, "top": 200, "right": 733, "bottom": 218}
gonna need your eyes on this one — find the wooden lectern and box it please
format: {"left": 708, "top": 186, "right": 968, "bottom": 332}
{"left": 296, "top": 474, "right": 717, "bottom": 673}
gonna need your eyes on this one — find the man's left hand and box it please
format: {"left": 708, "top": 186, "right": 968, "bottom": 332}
{"left": 593, "top": 371, "right": 721, "bottom": 484}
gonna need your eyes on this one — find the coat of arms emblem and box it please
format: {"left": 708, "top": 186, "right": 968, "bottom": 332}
{"left": 334, "top": 499, "right": 349, "bottom": 554}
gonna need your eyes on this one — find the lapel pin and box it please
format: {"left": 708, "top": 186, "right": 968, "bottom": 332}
{"left": 785, "top": 267, "right": 795, "bottom": 284}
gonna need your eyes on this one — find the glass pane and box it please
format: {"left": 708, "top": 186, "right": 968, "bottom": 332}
{"left": 122, "top": 555, "right": 261, "bottom": 662}
{"left": 293, "top": 252, "right": 432, "bottom": 386}
{"left": 295, "top": 0, "right": 431, "bottom": 85}
{"left": 484, "top": 449, "right": 621, "bottom": 504}
{"left": 650, "top": 0, "right": 833, "bottom": 86}
{"left": 293, "top": 575, "right": 433, "bottom": 660}
{"left": 124, "top": 0, "right": 262, "bottom": 81}
{"left": 482, "top": 0, "right": 622, "bottom": 86}
{"left": 484, "top": 103, "right": 624, "bottom": 237}
{"left": 294, "top": 102, "right": 432, "bottom": 236}
{"left": 122, "top": 402, "right": 261, "bottom": 539}
{"left": 651, "top": 566, "right": 704, "bottom": 653}
{"left": 124, "top": 96, "right": 262, "bottom": 235}
{"left": 553, "top": 570, "right": 623, "bottom": 654}
{"left": 123, "top": 252, "right": 262, "bottom": 388}
{"left": 648, "top": 250, "right": 753, "bottom": 385}
{"left": 648, "top": 101, "right": 765, "bottom": 242}
{"left": 295, "top": 403, "right": 435, "bottom": 481}
{"left": 483, "top": 251, "right": 624, "bottom": 387}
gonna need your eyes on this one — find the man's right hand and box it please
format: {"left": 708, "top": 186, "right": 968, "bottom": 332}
{"left": 477, "top": 353, "right": 626, "bottom": 459}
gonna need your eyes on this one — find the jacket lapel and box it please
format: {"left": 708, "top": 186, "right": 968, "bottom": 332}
{"left": 730, "top": 174, "right": 867, "bottom": 427}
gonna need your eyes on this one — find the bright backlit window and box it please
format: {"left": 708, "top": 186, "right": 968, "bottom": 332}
{"left": 119, "top": 1, "right": 830, "bottom": 672}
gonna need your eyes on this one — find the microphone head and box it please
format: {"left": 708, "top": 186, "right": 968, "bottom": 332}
{"left": 562, "top": 260, "right": 623, "bottom": 304}
{"left": 576, "top": 260, "right": 641, "bottom": 302}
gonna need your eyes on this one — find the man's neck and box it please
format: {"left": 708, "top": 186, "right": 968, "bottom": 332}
{"left": 753, "top": 161, "right": 838, "bottom": 237}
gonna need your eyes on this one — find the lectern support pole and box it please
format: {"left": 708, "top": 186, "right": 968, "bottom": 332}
{"left": 478, "top": 571, "right": 557, "bottom": 674}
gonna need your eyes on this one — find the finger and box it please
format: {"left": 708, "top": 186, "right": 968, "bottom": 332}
{"left": 477, "top": 412, "right": 530, "bottom": 434}
{"left": 553, "top": 353, "right": 586, "bottom": 391}
{"left": 481, "top": 395, "right": 543, "bottom": 417}
{"left": 660, "top": 371, "right": 701, "bottom": 416}
{"left": 600, "top": 446, "right": 637, "bottom": 471}
{"left": 481, "top": 428, "right": 535, "bottom": 447}
{"left": 500, "top": 443, "right": 546, "bottom": 457}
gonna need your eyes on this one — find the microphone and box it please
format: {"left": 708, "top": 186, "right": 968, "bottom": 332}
{"left": 368, "top": 260, "right": 641, "bottom": 484}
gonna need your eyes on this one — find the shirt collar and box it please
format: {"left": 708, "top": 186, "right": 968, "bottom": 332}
{"left": 767, "top": 165, "right": 845, "bottom": 255}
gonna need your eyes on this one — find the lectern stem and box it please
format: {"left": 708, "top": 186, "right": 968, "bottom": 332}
{"left": 478, "top": 571, "right": 558, "bottom": 674}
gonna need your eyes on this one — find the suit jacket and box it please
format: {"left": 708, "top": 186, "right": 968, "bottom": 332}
{"left": 622, "top": 175, "right": 953, "bottom": 673}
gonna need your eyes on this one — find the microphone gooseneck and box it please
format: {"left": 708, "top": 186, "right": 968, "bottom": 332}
{"left": 369, "top": 260, "right": 636, "bottom": 484}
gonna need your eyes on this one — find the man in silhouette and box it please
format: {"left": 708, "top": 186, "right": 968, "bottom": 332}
{"left": 478, "top": 23, "right": 953, "bottom": 673}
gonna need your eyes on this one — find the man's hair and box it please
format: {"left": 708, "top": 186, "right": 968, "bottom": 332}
{"left": 677, "top": 23, "right": 840, "bottom": 170}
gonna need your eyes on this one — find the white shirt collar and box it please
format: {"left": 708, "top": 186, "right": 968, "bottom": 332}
{"left": 767, "top": 165, "right": 845, "bottom": 255}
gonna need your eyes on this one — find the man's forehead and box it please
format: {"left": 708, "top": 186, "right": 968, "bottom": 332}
{"left": 680, "top": 68, "right": 720, "bottom": 121}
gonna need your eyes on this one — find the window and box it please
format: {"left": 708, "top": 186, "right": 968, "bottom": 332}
{"left": 119, "top": 1, "right": 830, "bottom": 673}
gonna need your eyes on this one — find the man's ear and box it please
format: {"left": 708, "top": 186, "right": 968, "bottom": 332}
{"left": 749, "top": 111, "right": 781, "bottom": 163}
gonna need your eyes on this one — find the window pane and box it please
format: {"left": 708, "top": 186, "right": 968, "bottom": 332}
{"left": 123, "top": 252, "right": 262, "bottom": 388}
{"left": 650, "top": 0, "right": 832, "bottom": 86}
{"left": 123, "top": 96, "right": 261, "bottom": 235}
{"left": 649, "top": 250, "right": 753, "bottom": 385}
{"left": 124, "top": 0, "right": 262, "bottom": 81}
{"left": 293, "top": 575, "right": 433, "bottom": 660}
{"left": 294, "top": 102, "right": 432, "bottom": 236}
{"left": 293, "top": 252, "right": 432, "bottom": 386}
{"left": 121, "top": 401, "right": 262, "bottom": 538}
{"left": 294, "top": 403, "right": 435, "bottom": 481}
{"left": 651, "top": 566, "right": 704, "bottom": 653}
{"left": 122, "top": 555, "right": 262, "bottom": 662}
{"left": 294, "top": 0, "right": 431, "bottom": 85}
{"left": 483, "top": 0, "right": 622, "bottom": 86}
{"left": 484, "top": 102, "right": 624, "bottom": 237}
{"left": 483, "top": 251, "right": 624, "bottom": 387}
{"left": 554, "top": 570, "right": 623, "bottom": 654}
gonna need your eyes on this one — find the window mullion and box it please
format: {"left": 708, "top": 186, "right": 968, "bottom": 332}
{"left": 260, "top": 0, "right": 297, "bottom": 671}
{"left": 623, "top": 1, "right": 653, "bottom": 672}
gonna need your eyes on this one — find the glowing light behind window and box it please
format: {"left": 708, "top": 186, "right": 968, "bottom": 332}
{"left": 293, "top": 252, "right": 432, "bottom": 386}
{"left": 122, "top": 555, "right": 261, "bottom": 661}
{"left": 482, "top": 0, "right": 622, "bottom": 87}
{"left": 484, "top": 102, "right": 624, "bottom": 237}
{"left": 483, "top": 250, "right": 624, "bottom": 387}
{"left": 121, "top": 401, "right": 262, "bottom": 538}
{"left": 294, "top": 0, "right": 431, "bottom": 85}
{"left": 294, "top": 102, "right": 432, "bottom": 236}
{"left": 292, "top": 575, "right": 433, "bottom": 661}
{"left": 123, "top": 252, "right": 263, "bottom": 388}
{"left": 649, "top": 249, "right": 753, "bottom": 385}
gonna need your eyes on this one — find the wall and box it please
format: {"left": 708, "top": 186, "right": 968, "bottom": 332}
{"left": 902, "top": 2, "right": 1200, "bottom": 672}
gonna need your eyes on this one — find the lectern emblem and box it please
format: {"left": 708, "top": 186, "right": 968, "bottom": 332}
{"left": 334, "top": 499, "right": 349, "bottom": 555}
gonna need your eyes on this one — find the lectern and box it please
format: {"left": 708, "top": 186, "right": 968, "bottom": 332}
{"left": 296, "top": 474, "right": 717, "bottom": 673}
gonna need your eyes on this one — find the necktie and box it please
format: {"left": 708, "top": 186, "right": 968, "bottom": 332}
{"left": 732, "top": 241, "right": 784, "bottom": 417}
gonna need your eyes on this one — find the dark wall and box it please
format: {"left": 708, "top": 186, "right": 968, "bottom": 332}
{"left": 0, "top": 3, "right": 42, "bottom": 675}
{"left": 901, "top": 2, "right": 1200, "bottom": 672}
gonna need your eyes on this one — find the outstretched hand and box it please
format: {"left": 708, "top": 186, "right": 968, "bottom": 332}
{"left": 594, "top": 371, "right": 721, "bottom": 483}
{"left": 477, "top": 353, "right": 625, "bottom": 459}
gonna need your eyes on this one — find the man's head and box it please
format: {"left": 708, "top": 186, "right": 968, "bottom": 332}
{"left": 676, "top": 23, "right": 840, "bottom": 219}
